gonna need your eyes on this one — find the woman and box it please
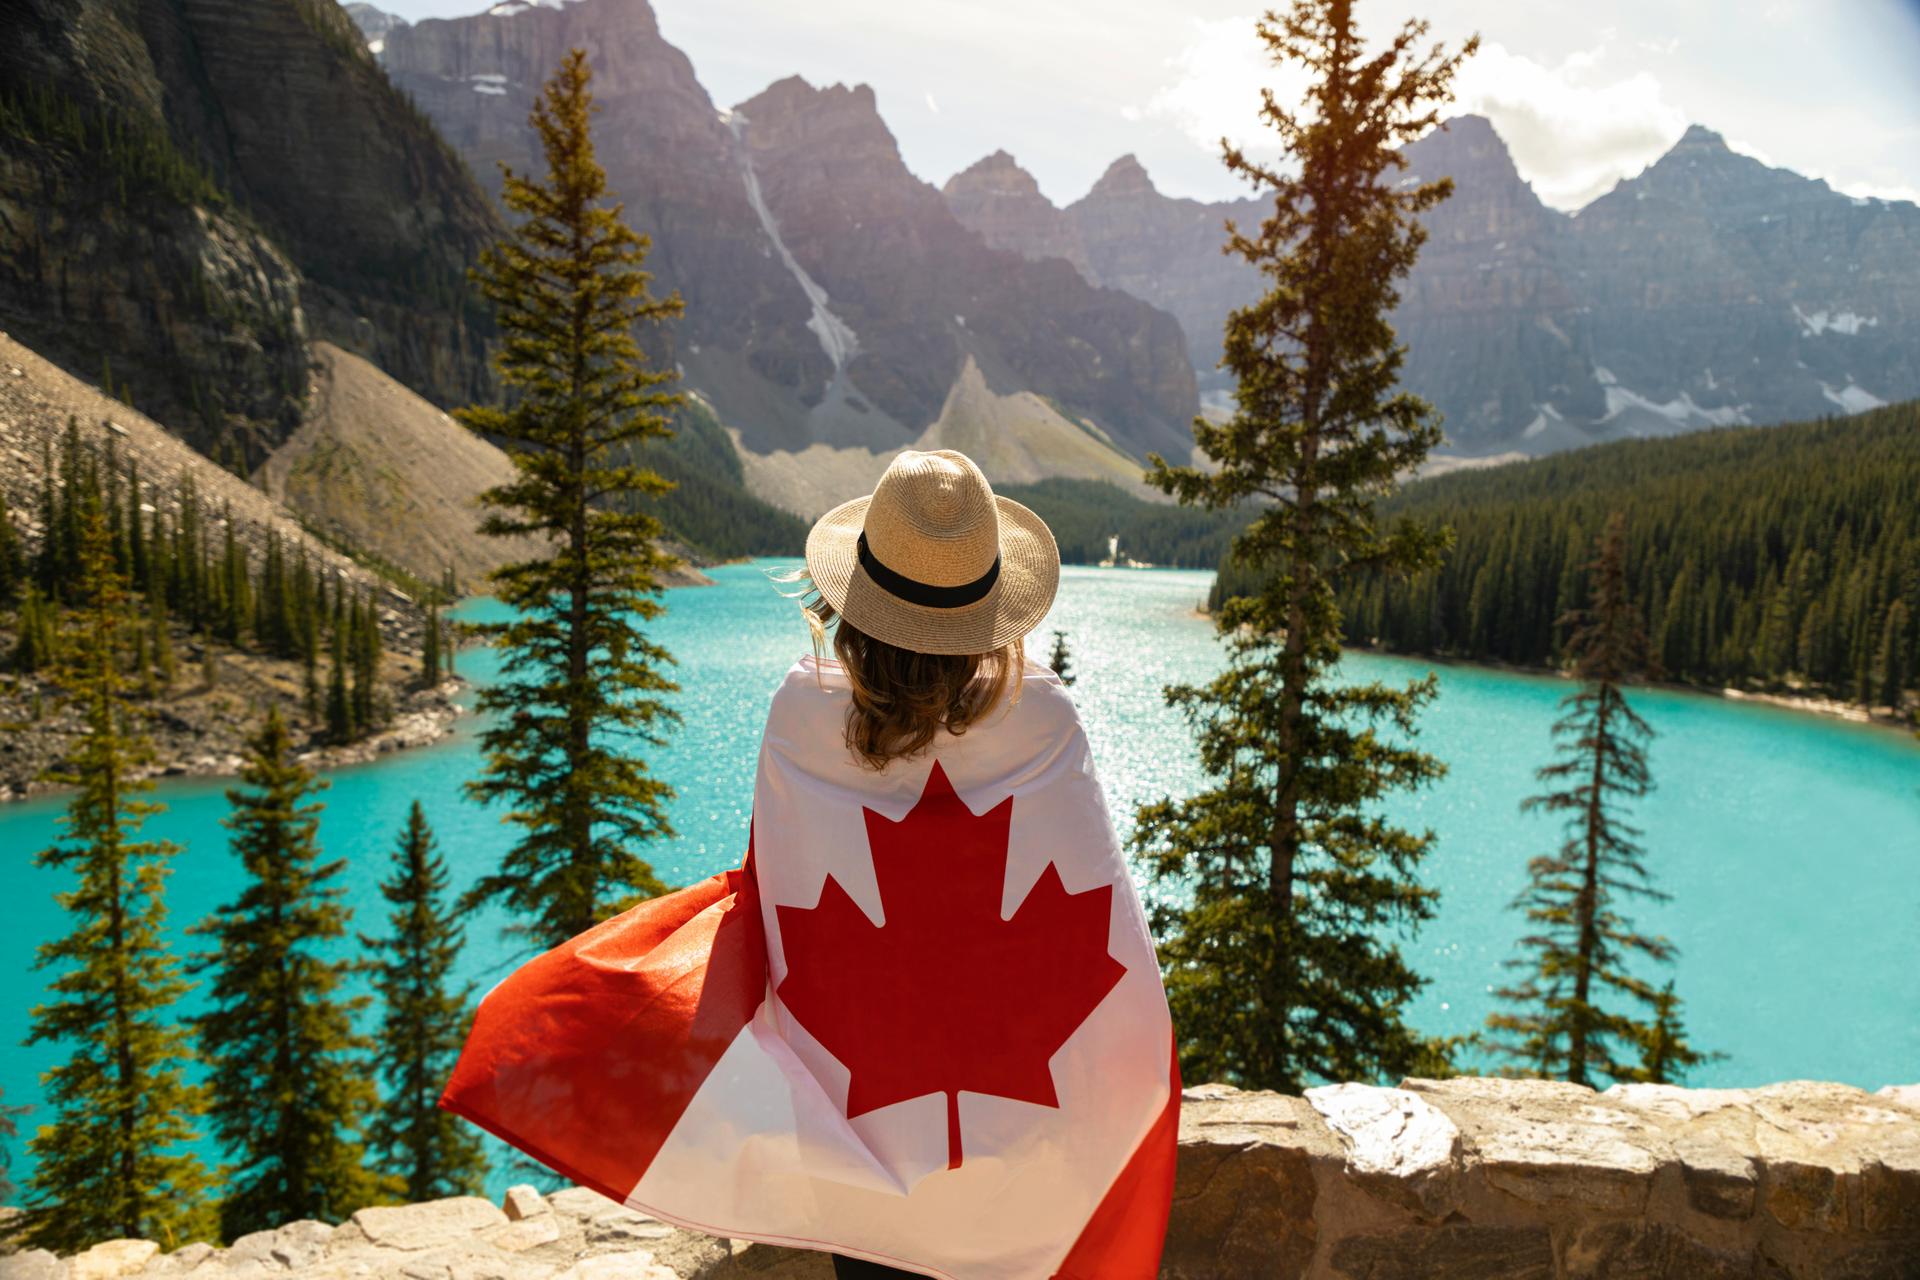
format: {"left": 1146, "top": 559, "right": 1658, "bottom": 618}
{"left": 445, "top": 450, "right": 1178, "bottom": 1280}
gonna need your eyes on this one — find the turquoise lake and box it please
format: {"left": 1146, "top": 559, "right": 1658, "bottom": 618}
{"left": 3, "top": 560, "right": 1917, "bottom": 1190}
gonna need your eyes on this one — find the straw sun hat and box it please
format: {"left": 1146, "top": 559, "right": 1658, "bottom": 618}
{"left": 805, "top": 450, "right": 1060, "bottom": 656}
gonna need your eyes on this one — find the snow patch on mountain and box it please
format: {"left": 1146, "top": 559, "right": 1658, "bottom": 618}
{"left": 1520, "top": 402, "right": 1565, "bottom": 439}
{"left": 1821, "top": 381, "right": 1888, "bottom": 414}
{"left": 1599, "top": 381, "right": 1749, "bottom": 430}
{"left": 1793, "top": 305, "right": 1878, "bottom": 337}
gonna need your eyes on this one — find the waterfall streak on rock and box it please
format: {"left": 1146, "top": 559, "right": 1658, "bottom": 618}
{"left": 724, "top": 111, "right": 860, "bottom": 380}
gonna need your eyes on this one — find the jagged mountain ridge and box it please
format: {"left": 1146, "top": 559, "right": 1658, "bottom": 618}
{"left": 0, "top": 0, "right": 500, "bottom": 461}
{"left": 730, "top": 76, "right": 1197, "bottom": 459}
{"left": 945, "top": 116, "right": 1920, "bottom": 455}
{"left": 370, "top": 0, "right": 1199, "bottom": 511}
{"left": 948, "top": 152, "right": 1266, "bottom": 389}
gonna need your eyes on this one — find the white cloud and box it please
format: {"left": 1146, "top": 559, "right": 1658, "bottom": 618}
{"left": 1132, "top": 26, "right": 1694, "bottom": 211}
{"left": 1724, "top": 136, "right": 1776, "bottom": 166}
{"left": 1837, "top": 179, "right": 1920, "bottom": 206}
{"left": 1453, "top": 42, "right": 1687, "bottom": 210}
{"left": 1132, "top": 16, "right": 1315, "bottom": 171}
{"left": 924, "top": 91, "right": 940, "bottom": 115}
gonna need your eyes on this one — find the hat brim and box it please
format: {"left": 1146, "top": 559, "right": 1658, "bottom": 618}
{"left": 804, "top": 494, "right": 1060, "bottom": 656}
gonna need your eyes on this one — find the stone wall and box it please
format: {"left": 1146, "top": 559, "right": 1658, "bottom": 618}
{"left": 8, "top": 1078, "right": 1918, "bottom": 1280}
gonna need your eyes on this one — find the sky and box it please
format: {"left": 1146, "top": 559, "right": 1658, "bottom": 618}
{"left": 375, "top": 0, "right": 1920, "bottom": 210}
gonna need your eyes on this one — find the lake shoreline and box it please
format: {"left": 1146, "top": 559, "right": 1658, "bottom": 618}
{"left": 1354, "top": 645, "right": 1916, "bottom": 737}
{"left": 1186, "top": 606, "right": 1914, "bottom": 738}
{"left": 0, "top": 681, "right": 468, "bottom": 808}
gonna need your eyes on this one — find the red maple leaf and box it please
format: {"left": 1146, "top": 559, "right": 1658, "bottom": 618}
{"left": 775, "top": 761, "right": 1126, "bottom": 1170}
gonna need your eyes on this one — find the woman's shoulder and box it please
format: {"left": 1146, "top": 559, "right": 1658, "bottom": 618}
{"left": 762, "top": 655, "right": 849, "bottom": 747}
{"left": 1006, "top": 661, "right": 1080, "bottom": 732}
{"left": 776, "top": 652, "right": 844, "bottom": 690}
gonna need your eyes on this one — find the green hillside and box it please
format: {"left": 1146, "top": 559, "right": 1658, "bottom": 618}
{"left": 633, "top": 400, "right": 809, "bottom": 561}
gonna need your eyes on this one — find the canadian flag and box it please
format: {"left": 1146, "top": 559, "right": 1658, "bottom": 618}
{"left": 443, "top": 657, "right": 1179, "bottom": 1279}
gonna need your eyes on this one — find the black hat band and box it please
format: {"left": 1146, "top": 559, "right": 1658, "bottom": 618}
{"left": 857, "top": 532, "right": 1001, "bottom": 609}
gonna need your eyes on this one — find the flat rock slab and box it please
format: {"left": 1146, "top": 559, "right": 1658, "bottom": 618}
{"left": 351, "top": 1198, "right": 509, "bottom": 1251}
{"left": 1408, "top": 1076, "right": 1668, "bottom": 1213}
{"left": 550, "top": 1253, "right": 679, "bottom": 1280}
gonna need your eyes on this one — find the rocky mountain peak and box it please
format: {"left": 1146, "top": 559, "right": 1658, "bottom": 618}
{"left": 942, "top": 151, "right": 1091, "bottom": 281}
{"left": 1401, "top": 113, "right": 1555, "bottom": 246}
{"left": 1404, "top": 115, "right": 1526, "bottom": 191}
{"left": 742, "top": 76, "right": 881, "bottom": 124}
{"left": 1676, "top": 122, "right": 1730, "bottom": 151}
{"left": 944, "top": 150, "right": 1045, "bottom": 201}
{"left": 1087, "top": 154, "right": 1158, "bottom": 201}
{"left": 1603, "top": 119, "right": 1809, "bottom": 212}
{"left": 734, "top": 77, "right": 905, "bottom": 183}
{"left": 344, "top": 3, "right": 408, "bottom": 45}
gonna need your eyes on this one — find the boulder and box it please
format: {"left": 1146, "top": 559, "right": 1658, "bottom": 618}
{"left": 1307, "top": 1082, "right": 1463, "bottom": 1218}
{"left": 0, "top": 1250, "right": 70, "bottom": 1280}
{"left": 64, "top": 1240, "right": 158, "bottom": 1280}
{"left": 501, "top": 1187, "right": 551, "bottom": 1223}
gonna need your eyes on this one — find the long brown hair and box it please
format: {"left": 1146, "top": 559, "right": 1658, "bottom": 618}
{"left": 807, "top": 600, "right": 1024, "bottom": 769}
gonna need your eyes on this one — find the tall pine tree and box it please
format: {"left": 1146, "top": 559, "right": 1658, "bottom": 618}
{"left": 11, "top": 583, "right": 58, "bottom": 674}
{"left": 362, "top": 803, "right": 486, "bottom": 1200}
{"left": 1130, "top": 0, "right": 1474, "bottom": 1091}
{"left": 23, "top": 495, "right": 210, "bottom": 1250}
{"left": 350, "top": 593, "right": 384, "bottom": 731}
{"left": 1486, "top": 513, "right": 1710, "bottom": 1084}
{"left": 457, "top": 49, "right": 684, "bottom": 949}
{"left": 422, "top": 605, "right": 443, "bottom": 688}
{"left": 326, "top": 626, "right": 355, "bottom": 745}
{"left": 193, "top": 708, "right": 388, "bottom": 1236}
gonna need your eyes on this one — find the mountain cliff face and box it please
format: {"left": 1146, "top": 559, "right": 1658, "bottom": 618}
{"left": 380, "top": 0, "right": 839, "bottom": 451}
{"left": 0, "top": 0, "right": 499, "bottom": 460}
{"left": 378, "top": 0, "right": 1199, "bottom": 482}
{"left": 946, "top": 152, "right": 1266, "bottom": 388}
{"left": 1392, "top": 114, "right": 1598, "bottom": 451}
{"left": 1559, "top": 125, "right": 1920, "bottom": 437}
{"left": 942, "top": 151, "right": 1095, "bottom": 280}
{"left": 944, "top": 117, "right": 1920, "bottom": 455}
{"left": 1068, "top": 157, "right": 1266, "bottom": 389}
{"left": 732, "top": 76, "right": 1197, "bottom": 460}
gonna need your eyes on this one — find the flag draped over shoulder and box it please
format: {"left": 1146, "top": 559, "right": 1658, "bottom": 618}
{"left": 443, "top": 656, "right": 1179, "bottom": 1280}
